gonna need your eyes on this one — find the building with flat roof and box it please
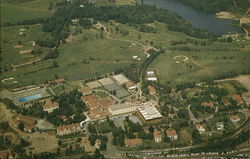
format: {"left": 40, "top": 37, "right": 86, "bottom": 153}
{"left": 57, "top": 123, "right": 81, "bottom": 136}
{"left": 137, "top": 105, "right": 162, "bottom": 122}
{"left": 109, "top": 103, "right": 138, "bottom": 116}
{"left": 43, "top": 98, "right": 59, "bottom": 113}
{"left": 146, "top": 70, "right": 157, "bottom": 81}
{"left": 112, "top": 74, "right": 130, "bottom": 86}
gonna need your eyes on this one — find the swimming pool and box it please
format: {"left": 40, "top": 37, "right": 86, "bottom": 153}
{"left": 19, "top": 94, "right": 42, "bottom": 102}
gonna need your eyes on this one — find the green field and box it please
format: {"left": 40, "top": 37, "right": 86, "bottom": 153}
{"left": 0, "top": 24, "right": 51, "bottom": 66}
{"left": 149, "top": 39, "right": 250, "bottom": 85}
{"left": 1, "top": 0, "right": 57, "bottom": 25}
{"left": 1, "top": 0, "right": 250, "bottom": 88}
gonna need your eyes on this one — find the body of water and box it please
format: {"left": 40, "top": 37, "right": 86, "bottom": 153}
{"left": 19, "top": 94, "right": 42, "bottom": 102}
{"left": 144, "top": 0, "right": 243, "bottom": 35}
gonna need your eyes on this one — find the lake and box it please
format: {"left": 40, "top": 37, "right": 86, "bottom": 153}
{"left": 144, "top": 0, "right": 243, "bottom": 35}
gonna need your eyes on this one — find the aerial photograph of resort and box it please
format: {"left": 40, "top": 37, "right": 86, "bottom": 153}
{"left": 0, "top": 0, "right": 250, "bottom": 159}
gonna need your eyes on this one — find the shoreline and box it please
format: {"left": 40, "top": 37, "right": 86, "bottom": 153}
{"left": 216, "top": 11, "right": 250, "bottom": 37}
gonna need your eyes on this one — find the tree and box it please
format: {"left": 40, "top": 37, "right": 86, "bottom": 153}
{"left": 18, "top": 122, "right": 24, "bottom": 131}
{"left": 58, "top": 140, "right": 62, "bottom": 146}
{"left": 0, "top": 122, "right": 9, "bottom": 131}
{"left": 53, "top": 61, "right": 59, "bottom": 68}
{"left": 148, "top": 126, "right": 154, "bottom": 133}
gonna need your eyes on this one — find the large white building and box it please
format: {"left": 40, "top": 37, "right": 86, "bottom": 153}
{"left": 146, "top": 71, "right": 157, "bottom": 81}
{"left": 137, "top": 105, "right": 162, "bottom": 122}
{"left": 108, "top": 103, "right": 138, "bottom": 116}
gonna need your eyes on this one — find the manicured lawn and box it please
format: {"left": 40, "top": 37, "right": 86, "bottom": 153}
{"left": 149, "top": 43, "right": 250, "bottom": 86}
{"left": 0, "top": 24, "right": 51, "bottom": 66}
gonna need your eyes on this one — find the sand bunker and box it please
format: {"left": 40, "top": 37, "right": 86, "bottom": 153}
{"left": 19, "top": 49, "right": 32, "bottom": 54}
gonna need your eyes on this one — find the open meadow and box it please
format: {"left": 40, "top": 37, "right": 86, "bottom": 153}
{"left": 149, "top": 38, "right": 250, "bottom": 85}
{"left": 1, "top": 0, "right": 57, "bottom": 25}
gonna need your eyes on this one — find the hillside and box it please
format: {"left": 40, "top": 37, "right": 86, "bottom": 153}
{"left": 178, "top": 0, "right": 249, "bottom": 14}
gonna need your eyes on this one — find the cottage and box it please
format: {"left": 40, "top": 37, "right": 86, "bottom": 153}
{"left": 195, "top": 124, "right": 206, "bottom": 134}
{"left": 57, "top": 123, "right": 81, "bottom": 136}
{"left": 166, "top": 129, "right": 178, "bottom": 140}
{"left": 43, "top": 98, "right": 59, "bottom": 113}
{"left": 124, "top": 138, "right": 142, "bottom": 147}
{"left": 153, "top": 130, "right": 162, "bottom": 143}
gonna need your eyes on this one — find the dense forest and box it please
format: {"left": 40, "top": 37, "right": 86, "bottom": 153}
{"left": 178, "top": 0, "right": 249, "bottom": 13}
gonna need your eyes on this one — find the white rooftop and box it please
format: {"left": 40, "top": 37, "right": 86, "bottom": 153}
{"left": 98, "top": 77, "right": 115, "bottom": 86}
{"left": 112, "top": 74, "right": 130, "bottom": 85}
{"left": 137, "top": 106, "right": 162, "bottom": 121}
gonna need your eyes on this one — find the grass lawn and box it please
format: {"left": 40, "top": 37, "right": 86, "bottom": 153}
{"left": 1, "top": 24, "right": 146, "bottom": 87}
{"left": 1, "top": 0, "right": 57, "bottom": 25}
{"left": 0, "top": 24, "right": 51, "bottom": 66}
{"left": 179, "top": 127, "right": 192, "bottom": 143}
{"left": 95, "top": 91, "right": 109, "bottom": 98}
{"left": 149, "top": 42, "right": 250, "bottom": 86}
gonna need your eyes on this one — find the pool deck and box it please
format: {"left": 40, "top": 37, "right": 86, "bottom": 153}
{"left": 13, "top": 88, "right": 50, "bottom": 106}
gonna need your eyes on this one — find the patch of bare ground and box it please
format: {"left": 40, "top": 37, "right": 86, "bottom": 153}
{"left": 19, "top": 49, "right": 32, "bottom": 54}
{"left": 216, "top": 12, "right": 238, "bottom": 20}
{"left": 14, "top": 45, "right": 23, "bottom": 49}
{"left": 65, "top": 35, "right": 73, "bottom": 43}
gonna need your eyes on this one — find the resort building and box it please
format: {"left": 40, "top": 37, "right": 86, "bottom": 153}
{"left": 146, "top": 70, "right": 157, "bottom": 81}
{"left": 112, "top": 74, "right": 130, "bottom": 86}
{"left": 43, "top": 98, "right": 59, "bottom": 113}
{"left": 57, "top": 123, "right": 82, "bottom": 136}
{"left": 108, "top": 103, "right": 138, "bottom": 116}
{"left": 137, "top": 105, "right": 162, "bottom": 122}
{"left": 79, "top": 87, "right": 93, "bottom": 96}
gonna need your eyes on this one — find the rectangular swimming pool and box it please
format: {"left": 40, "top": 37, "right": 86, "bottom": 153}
{"left": 19, "top": 94, "right": 42, "bottom": 102}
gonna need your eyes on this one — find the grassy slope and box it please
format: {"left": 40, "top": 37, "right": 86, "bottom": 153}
{"left": 1, "top": 0, "right": 56, "bottom": 25}
{"left": 149, "top": 39, "right": 250, "bottom": 85}
{"left": 0, "top": 25, "right": 51, "bottom": 66}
